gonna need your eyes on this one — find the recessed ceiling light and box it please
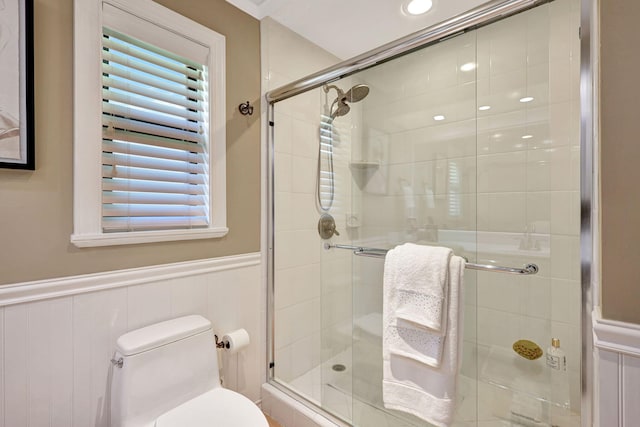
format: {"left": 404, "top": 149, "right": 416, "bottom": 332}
{"left": 460, "top": 62, "right": 476, "bottom": 72}
{"left": 403, "top": 0, "right": 433, "bottom": 16}
{"left": 519, "top": 96, "right": 534, "bottom": 103}
{"left": 521, "top": 134, "right": 533, "bottom": 139}
{"left": 433, "top": 115, "right": 445, "bottom": 121}
{"left": 478, "top": 105, "right": 491, "bottom": 111}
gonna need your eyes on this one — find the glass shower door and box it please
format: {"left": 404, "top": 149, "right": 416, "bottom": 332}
{"left": 347, "top": 0, "right": 580, "bottom": 425}
{"left": 269, "top": 0, "right": 581, "bottom": 426}
{"left": 349, "top": 30, "right": 479, "bottom": 426}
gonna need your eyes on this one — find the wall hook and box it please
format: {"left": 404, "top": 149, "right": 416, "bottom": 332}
{"left": 238, "top": 101, "right": 254, "bottom": 116}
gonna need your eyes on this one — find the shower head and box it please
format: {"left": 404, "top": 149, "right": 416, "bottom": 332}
{"left": 343, "top": 84, "right": 370, "bottom": 103}
{"left": 323, "top": 83, "right": 370, "bottom": 119}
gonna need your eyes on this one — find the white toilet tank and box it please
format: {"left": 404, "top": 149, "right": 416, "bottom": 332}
{"left": 111, "top": 315, "right": 221, "bottom": 427}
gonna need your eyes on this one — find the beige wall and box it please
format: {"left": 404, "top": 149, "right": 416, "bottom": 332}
{"left": 0, "top": 0, "right": 261, "bottom": 285}
{"left": 600, "top": 0, "right": 640, "bottom": 324}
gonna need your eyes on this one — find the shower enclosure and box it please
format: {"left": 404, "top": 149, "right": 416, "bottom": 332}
{"left": 266, "top": 0, "right": 586, "bottom": 425}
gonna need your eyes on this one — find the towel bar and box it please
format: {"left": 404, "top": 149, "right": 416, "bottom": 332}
{"left": 324, "top": 243, "right": 539, "bottom": 275}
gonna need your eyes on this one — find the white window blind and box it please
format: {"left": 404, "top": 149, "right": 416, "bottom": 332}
{"left": 101, "top": 28, "right": 210, "bottom": 232}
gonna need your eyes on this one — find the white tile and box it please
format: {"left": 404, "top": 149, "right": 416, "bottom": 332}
{"left": 291, "top": 335, "right": 316, "bottom": 379}
{"left": 477, "top": 271, "right": 521, "bottom": 313}
{"left": 275, "top": 191, "right": 293, "bottom": 232}
{"left": 549, "top": 58, "right": 572, "bottom": 105}
{"left": 477, "top": 192, "right": 527, "bottom": 232}
{"left": 526, "top": 148, "right": 551, "bottom": 192}
{"left": 274, "top": 112, "right": 293, "bottom": 154}
{"left": 275, "top": 229, "right": 321, "bottom": 270}
{"left": 477, "top": 151, "right": 527, "bottom": 193}
{"left": 275, "top": 263, "right": 321, "bottom": 310}
{"left": 292, "top": 118, "right": 319, "bottom": 159}
{"left": 292, "top": 155, "right": 318, "bottom": 195}
{"left": 550, "top": 235, "right": 580, "bottom": 281}
{"left": 290, "top": 193, "right": 317, "bottom": 231}
{"left": 548, "top": 102, "right": 573, "bottom": 147}
{"left": 549, "top": 146, "right": 577, "bottom": 191}
{"left": 274, "top": 152, "right": 292, "bottom": 193}
{"left": 526, "top": 191, "right": 551, "bottom": 234}
{"left": 275, "top": 344, "right": 293, "bottom": 382}
{"left": 4, "top": 305, "right": 28, "bottom": 427}
{"left": 409, "top": 120, "right": 477, "bottom": 162}
{"left": 477, "top": 307, "right": 519, "bottom": 349}
{"left": 551, "top": 279, "right": 580, "bottom": 324}
{"left": 521, "top": 275, "right": 551, "bottom": 320}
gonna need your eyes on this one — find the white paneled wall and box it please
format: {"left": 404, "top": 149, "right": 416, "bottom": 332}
{"left": 0, "top": 254, "right": 262, "bottom": 427}
{"left": 594, "top": 314, "right": 640, "bottom": 427}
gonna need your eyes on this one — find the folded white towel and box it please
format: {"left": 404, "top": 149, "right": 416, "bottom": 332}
{"left": 383, "top": 249, "right": 465, "bottom": 427}
{"left": 388, "top": 243, "right": 452, "bottom": 334}
{"left": 383, "top": 243, "right": 452, "bottom": 368}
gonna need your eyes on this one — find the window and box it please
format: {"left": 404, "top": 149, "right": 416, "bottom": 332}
{"left": 72, "top": 0, "right": 227, "bottom": 247}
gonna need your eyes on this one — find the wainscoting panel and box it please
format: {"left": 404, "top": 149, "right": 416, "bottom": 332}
{"left": 0, "top": 254, "right": 263, "bottom": 427}
{"left": 622, "top": 354, "right": 640, "bottom": 426}
{"left": 594, "top": 311, "right": 640, "bottom": 427}
{"left": 0, "top": 307, "right": 3, "bottom": 427}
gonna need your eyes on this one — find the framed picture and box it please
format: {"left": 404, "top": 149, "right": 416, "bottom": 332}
{"left": 0, "top": 0, "right": 34, "bottom": 170}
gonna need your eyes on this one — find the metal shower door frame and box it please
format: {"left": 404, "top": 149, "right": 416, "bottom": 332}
{"left": 264, "top": 0, "right": 595, "bottom": 425}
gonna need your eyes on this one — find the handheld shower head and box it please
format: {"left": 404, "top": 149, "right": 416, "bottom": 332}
{"left": 323, "top": 83, "right": 370, "bottom": 120}
{"left": 330, "top": 100, "right": 351, "bottom": 119}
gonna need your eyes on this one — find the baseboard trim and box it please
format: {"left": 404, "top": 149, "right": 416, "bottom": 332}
{"left": 0, "top": 253, "right": 261, "bottom": 307}
{"left": 593, "top": 307, "right": 640, "bottom": 357}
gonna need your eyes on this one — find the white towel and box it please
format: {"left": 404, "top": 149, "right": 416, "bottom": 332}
{"left": 388, "top": 243, "right": 452, "bottom": 335}
{"left": 383, "top": 246, "right": 465, "bottom": 427}
{"left": 383, "top": 243, "right": 452, "bottom": 368}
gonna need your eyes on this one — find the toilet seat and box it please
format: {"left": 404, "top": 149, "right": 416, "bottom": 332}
{"left": 155, "top": 388, "right": 268, "bottom": 427}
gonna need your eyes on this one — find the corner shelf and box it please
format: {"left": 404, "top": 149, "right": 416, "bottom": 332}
{"left": 349, "top": 161, "right": 379, "bottom": 171}
{"left": 349, "top": 161, "right": 380, "bottom": 190}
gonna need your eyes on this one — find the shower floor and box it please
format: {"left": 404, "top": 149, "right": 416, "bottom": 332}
{"left": 287, "top": 347, "right": 477, "bottom": 427}
{"left": 286, "top": 347, "right": 581, "bottom": 427}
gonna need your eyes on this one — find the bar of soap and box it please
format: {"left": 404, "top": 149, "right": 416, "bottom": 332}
{"left": 512, "top": 339, "right": 543, "bottom": 360}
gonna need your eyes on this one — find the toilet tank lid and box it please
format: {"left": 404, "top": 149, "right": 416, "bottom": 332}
{"left": 116, "top": 315, "right": 212, "bottom": 356}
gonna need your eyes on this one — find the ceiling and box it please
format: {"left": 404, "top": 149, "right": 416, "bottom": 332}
{"left": 226, "top": 0, "right": 490, "bottom": 59}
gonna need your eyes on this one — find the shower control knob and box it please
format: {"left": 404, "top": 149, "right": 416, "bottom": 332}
{"left": 318, "top": 213, "right": 340, "bottom": 239}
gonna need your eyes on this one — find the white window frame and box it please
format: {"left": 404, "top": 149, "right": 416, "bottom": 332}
{"left": 72, "top": 0, "right": 227, "bottom": 247}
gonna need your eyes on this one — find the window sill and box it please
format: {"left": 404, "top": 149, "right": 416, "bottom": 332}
{"left": 70, "top": 227, "right": 229, "bottom": 247}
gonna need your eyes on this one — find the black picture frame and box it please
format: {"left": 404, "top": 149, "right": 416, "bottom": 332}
{"left": 0, "top": 0, "right": 34, "bottom": 170}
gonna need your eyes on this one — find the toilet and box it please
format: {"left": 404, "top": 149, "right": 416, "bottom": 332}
{"left": 110, "top": 315, "right": 268, "bottom": 427}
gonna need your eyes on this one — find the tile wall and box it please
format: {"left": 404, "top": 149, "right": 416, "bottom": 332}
{"left": 262, "top": 18, "right": 356, "bottom": 404}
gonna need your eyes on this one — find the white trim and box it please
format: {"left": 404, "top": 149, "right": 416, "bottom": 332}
{"left": 71, "top": 227, "right": 229, "bottom": 247}
{"left": 0, "top": 253, "right": 260, "bottom": 307}
{"left": 593, "top": 308, "right": 640, "bottom": 357}
{"left": 73, "top": 0, "right": 226, "bottom": 247}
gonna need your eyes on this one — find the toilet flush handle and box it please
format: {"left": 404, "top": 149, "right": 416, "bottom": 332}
{"left": 111, "top": 356, "right": 124, "bottom": 368}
